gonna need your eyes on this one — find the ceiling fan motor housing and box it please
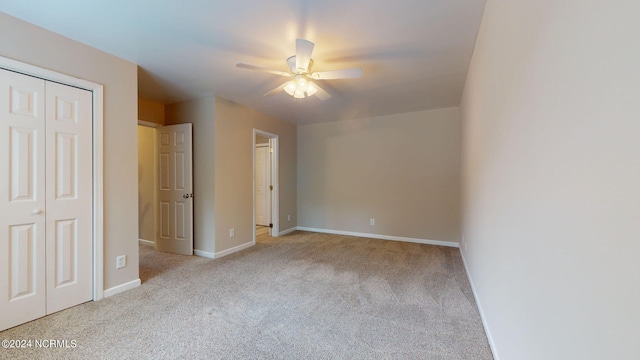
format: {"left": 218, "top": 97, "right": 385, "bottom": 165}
{"left": 287, "top": 56, "right": 314, "bottom": 74}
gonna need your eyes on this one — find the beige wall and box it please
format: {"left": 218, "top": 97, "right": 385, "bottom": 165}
{"left": 166, "top": 96, "right": 296, "bottom": 255}
{"left": 139, "top": 98, "right": 165, "bottom": 125}
{"left": 0, "top": 12, "right": 139, "bottom": 290}
{"left": 165, "top": 96, "right": 217, "bottom": 253}
{"left": 137, "top": 125, "right": 155, "bottom": 242}
{"left": 297, "top": 108, "right": 460, "bottom": 243}
{"left": 460, "top": 1, "right": 640, "bottom": 359}
{"left": 214, "top": 97, "right": 297, "bottom": 252}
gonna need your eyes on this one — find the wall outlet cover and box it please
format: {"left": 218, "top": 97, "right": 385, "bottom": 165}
{"left": 116, "top": 255, "right": 126, "bottom": 269}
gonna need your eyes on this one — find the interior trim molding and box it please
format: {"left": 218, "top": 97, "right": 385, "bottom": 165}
{"left": 0, "top": 55, "right": 105, "bottom": 301}
{"left": 104, "top": 279, "right": 141, "bottom": 298}
{"left": 279, "top": 227, "right": 297, "bottom": 236}
{"left": 460, "top": 250, "right": 499, "bottom": 359}
{"left": 296, "top": 227, "right": 459, "bottom": 248}
{"left": 137, "top": 119, "right": 161, "bottom": 128}
{"left": 193, "top": 249, "right": 215, "bottom": 259}
{"left": 138, "top": 239, "right": 154, "bottom": 246}
{"left": 252, "top": 129, "right": 279, "bottom": 243}
{"left": 215, "top": 241, "right": 254, "bottom": 258}
{"left": 194, "top": 241, "right": 254, "bottom": 259}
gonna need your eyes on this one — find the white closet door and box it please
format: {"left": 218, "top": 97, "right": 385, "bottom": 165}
{"left": 0, "top": 69, "right": 47, "bottom": 330}
{"left": 0, "top": 69, "right": 93, "bottom": 331}
{"left": 44, "top": 81, "right": 93, "bottom": 314}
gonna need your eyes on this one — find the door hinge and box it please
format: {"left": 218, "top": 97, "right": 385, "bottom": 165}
{"left": 269, "top": 185, "right": 273, "bottom": 191}
{"left": 270, "top": 147, "right": 273, "bottom": 153}
{"left": 269, "top": 223, "right": 273, "bottom": 228}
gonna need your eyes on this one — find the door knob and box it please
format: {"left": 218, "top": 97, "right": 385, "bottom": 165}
{"left": 32, "top": 209, "right": 42, "bottom": 215}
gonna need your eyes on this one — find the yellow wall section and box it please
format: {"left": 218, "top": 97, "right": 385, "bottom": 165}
{"left": 139, "top": 98, "right": 165, "bottom": 125}
{"left": 137, "top": 125, "right": 156, "bottom": 242}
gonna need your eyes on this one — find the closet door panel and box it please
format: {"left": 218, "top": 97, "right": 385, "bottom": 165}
{"left": 45, "top": 81, "right": 93, "bottom": 314}
{"left": 0, "top": 69, "right": 46, "bottom": 331}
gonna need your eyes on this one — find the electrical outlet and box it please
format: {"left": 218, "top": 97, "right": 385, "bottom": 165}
{"left": 229, "top": 228, "right": 235, "bottom": 237}
{"left": 116, "top": 255, "right": 126, "bottom": 269}
{"left": 370, "top": 219, "right": 375, "bottom": 226}
{"left": 287, "top": 214, "right": 291, "bottom": 221}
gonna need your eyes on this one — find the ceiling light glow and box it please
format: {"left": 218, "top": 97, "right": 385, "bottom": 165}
{"left": 283, "top": 75, "right": 319, "bottom": 99}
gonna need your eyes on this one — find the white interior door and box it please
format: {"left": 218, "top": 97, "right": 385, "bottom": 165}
{"left": 0, "top": 69, "right": 47, "bottom": 330}
{"left": 44, "top": 81, "right": 93, "bottom": 314}
{"left": 156, "top": 124, "right": 193, "bottom": 255}
{"left": 255, "top": 144, "right": 271, "bottom": 227}
{"left": 0, "top": 69, "right": 93, "bottom": 331}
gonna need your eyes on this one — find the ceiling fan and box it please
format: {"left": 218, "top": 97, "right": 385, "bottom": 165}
{"left": 236, "top": 39, "right": 363, "bottom": 100}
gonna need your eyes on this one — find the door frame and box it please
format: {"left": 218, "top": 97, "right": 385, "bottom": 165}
{"left": 252, "top": 129, "right": 279, "bottom": 243}
{"left": 0, "top": 56, "right": 105, "bottom": 301}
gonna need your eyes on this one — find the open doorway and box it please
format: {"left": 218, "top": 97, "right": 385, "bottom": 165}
{"left": 253, "top": 129, "right": 279, "bottom": 244}
{"left": 137, "top": 121, "right": 159, "bottom": 247}
{"left": 137, "top": 121, "right": 194, "bottom": 255}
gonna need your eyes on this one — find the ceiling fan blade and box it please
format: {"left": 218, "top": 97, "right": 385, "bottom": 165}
{"left": 263, "top": 81, "right": 288, "bottom": 96}
{"left": 313, "top": 83, "right": 332, "bottom": 101}
{"left": 295, "top": 39, "right": 314, "bottom": 73}
{"left": 310, "top": 67, "right": 363, "bottom": 80}
{"left": 236, "top": 63, "right": 292, "bottom": 77}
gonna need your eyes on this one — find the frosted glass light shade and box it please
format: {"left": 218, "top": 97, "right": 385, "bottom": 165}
{"left": 284, "top": 81, "right": 296, "bottom": 96}
{"left": 306, "top": 82, "right": 317, "bottom": 96}
{"left": 284, "top": 75, "right": 320, "bottom": 99}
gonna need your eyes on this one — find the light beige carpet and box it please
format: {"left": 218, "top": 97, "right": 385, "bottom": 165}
{"left": 0, "top": 231, "right": 492, "bottom": 359}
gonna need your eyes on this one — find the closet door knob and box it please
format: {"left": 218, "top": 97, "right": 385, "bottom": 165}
{"left": 32, "top": 209, "right": 42, "bottom": 215}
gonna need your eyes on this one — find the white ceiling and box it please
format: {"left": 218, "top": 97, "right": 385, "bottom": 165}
{"left": 0, "top": 0, "right": 486, "bottom": 125}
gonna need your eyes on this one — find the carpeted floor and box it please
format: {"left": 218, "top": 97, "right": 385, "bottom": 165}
{"left": 0, "top": 231, "right": 492, "bottom": 359}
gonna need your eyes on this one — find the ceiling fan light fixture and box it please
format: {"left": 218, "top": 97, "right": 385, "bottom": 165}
{"left": 284, "top": 81, "right": 297, "bottom": 96}
{"left": 238, "top": 38, "right": 360, "bottom": 101}
{"left": 293, "top": 89, "right": 305, "bottom": 99}
{"left": 284, "top": 75, "right": 316, "bottom": 99}
{"left": 306, "top": 82, "right": 318, "bottom": 96}
{"left": 297, "top": 77, "right": 307, "bottom": 90}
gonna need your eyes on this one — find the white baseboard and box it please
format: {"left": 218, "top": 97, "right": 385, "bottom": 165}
{"left": 194, "top": 241, "right": 254, "bottom": 259}
{"left": 138, "top": 239, "right": 154, "bottom": 246}
{"left": 103, "top": 278, "right": 141, "bottom": 298}
{"left": 193, "top": 249, "right": 215, "bottom": 259}
{"left": 215, "top": 241, "right": 254, "bottom": 258}
{"left": 296, "top": 227, "right": 459, "bottom": 248}
{"left": 460, "top": 249, "right": 499, "bottom": 360}
{"left": 279, "top": 227, "right": 297, "bottom": 236}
